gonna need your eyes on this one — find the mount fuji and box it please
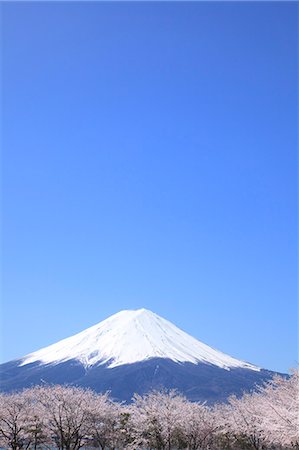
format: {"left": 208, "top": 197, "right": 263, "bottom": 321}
{"left": 0, "top": 309, "right": 280, "bottom": 402}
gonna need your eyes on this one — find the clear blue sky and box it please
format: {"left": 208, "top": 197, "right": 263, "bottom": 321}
{"left": 1, "top": 2, "right": 297, "bottom": 373}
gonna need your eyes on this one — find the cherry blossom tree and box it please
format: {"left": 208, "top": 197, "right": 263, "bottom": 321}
{"left": 257, "top": 371, "right": 299, "bottom": 447}
{"left": 31, "top": 385, "right": 95, "bottom": 450}
{"left": 226, "top": 392, "right": 267, "bottom": 450}
{"left": 21, "top": 389, "right": 50, "bottom": 450}
{"left": 86, "top": 391, "right": 121, "bottom": 450}
{"left": 181, "top": 401, "right": 219, "bottom": 450}
{"left": 215, "top": 371, "right": 299, "bottom": 450}
{"left": 0, "top": 389, "right": 48, "bottom": 450}
{"left": 0, "top": 391, "right": 30, "bottom": 450}
{"left": 130, "top": 390, "right": 188, "bottom": 450}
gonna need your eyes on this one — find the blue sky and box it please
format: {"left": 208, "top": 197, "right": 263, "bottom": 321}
{"left": 1, "top": 2, "right": 297, "bottom": 373}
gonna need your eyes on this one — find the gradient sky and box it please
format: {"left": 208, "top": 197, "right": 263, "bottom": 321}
{"left": 1, "top": 2, "right": 297, "bottom": 373}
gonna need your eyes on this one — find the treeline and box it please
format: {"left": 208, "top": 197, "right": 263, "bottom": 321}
{"left": 0, "top": 371, "right": 297, "bottom": 450}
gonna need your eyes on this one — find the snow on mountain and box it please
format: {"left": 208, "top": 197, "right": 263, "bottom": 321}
{"left": 20, "top": 308, "right": 260, "bottom": 371}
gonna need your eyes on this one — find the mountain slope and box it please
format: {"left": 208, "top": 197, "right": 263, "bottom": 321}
{"left": 20, "top": 309, "right": 259, "bottom": 371}
{"left": 0, "top": 309, "right": 280, "bottom": 402}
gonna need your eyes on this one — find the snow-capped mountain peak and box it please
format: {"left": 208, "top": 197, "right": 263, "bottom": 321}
{"left": 20, "top": 308, "right": 260, "bottom": 371}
